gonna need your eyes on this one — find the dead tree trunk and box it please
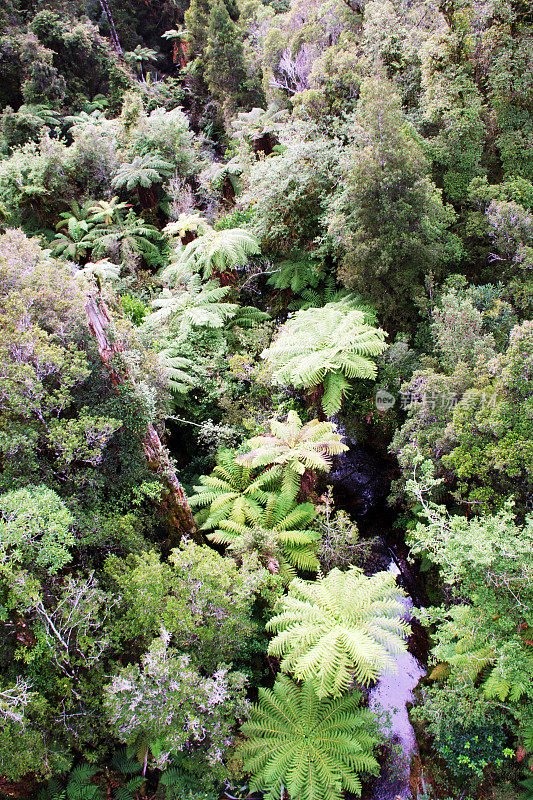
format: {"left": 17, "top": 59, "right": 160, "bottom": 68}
{"left": 84, "top": 291, "right": 201, "bottom": 543}
{"left": 98, "top": 0, "right": 123, "bottom": 55}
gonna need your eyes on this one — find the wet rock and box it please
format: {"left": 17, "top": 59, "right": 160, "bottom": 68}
{"left": 329, "top": 444, "right": 394, "bottom": 521}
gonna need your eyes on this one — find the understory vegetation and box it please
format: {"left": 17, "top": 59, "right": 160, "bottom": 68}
{"left": 0, "top": 0, "right": 532, "bottom": 799}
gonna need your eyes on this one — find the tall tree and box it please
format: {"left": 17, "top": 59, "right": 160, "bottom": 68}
{"left": 205, "top": 0, "right": 252, "bottom": 112}
{"left": 328, "top": 77, "right": 462, "bottom": 325}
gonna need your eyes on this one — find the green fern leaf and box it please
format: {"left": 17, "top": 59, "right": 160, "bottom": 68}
{"left": 238, "top": 675, "right": 379, "bottom": 800}
{"left": 267, "top": 567, "right": 410, "bottom": 696}
{"left": 262, "top": 302, "right": 387, "bottom": 416}
{"left": 237, "top": 411, "right": 347, "bottom": 499}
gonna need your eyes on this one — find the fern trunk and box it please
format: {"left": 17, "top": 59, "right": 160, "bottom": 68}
{"left": 85, "top": 291, "right": 201, "bottom": 543}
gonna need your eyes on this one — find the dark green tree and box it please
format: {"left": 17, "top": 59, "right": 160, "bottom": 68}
{"left": 328, "top": 77, "right": 462, "bottom": 325}
{"left": 205, "top": 0, "right": 252, "bottom": 113}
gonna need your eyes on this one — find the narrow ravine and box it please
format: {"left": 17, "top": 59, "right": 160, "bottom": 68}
{"left": 330, "top": 436, "right": 427, "bottom": 800}
{"left": 368, "top": 562, "right": 426, "bottom": 800}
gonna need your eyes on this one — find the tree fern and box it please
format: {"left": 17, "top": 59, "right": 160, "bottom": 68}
{"left": 89, "top": 212, "right": 162, "bottom": 268}
{"left": 113, "top": 776, "right": 145, "bottom": 800}
{"left": 38, "top": 781, "right": 66, "bottom": 800}
{"left": 88, "top": 197, "right": 130, "bottom": 226}
{"left": 267, "top": 252, "right": 325, "bottom": 294}
{"left": 52, "top": 218, "right": 94, "bottom": 262}
{"left": 143, "top": 275, "right": 238, "bottom": 340}
{"left": 163, "top": 212, "right": 210, "bottom": 242}
{"left": 237, "top": 675, "right": 379, "bottom": 800}
{"left": 80, "top": 259, "right": 121, "bottom": 284}
{"left": 436, "top": 603, "right": 532, "bottom": 703}
{"left": 267, "top": 567, "right": 410, "bottom": 697}
{"left": 524, "top": 725, "right": 533, "bottom": 752}
{"left": 66, "top": 764, "right": 104, "bottom": 800}
{"left": 226, "top": 305, "right": 270, "bottom": 329}
{"left": 208, "top": 492, "right": 319, "bottom": 579}
{"left": 163, "top": 226, "right": 260, "bottom": 282}
{"left": 112, "top": 155, "right": 174, "bottom": 192}
{"left": 262, "top": 301, "right": 387, "bottom": 416}
{"left": 189, "top": 448, "right": 282, "bottom": 530}
{"left": 236, "top": 410, "right": 348, "bottom": 498}
{"left": 110, "top": 748, "right": 142, "bottom": 776}
{"left": 291, "top": 287, "right": 378, "bottom": 324}
{"left": 156, "top": 347, "right": 197, "bottom": 394}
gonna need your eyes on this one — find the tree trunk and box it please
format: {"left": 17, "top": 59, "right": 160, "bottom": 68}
{"left": 84, "top": 291, "right": 201, "bottom": 543}
{"left": 97, "top": 0, "right": 123, "bottom": 55}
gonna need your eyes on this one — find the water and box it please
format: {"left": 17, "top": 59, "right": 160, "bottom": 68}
{"left": 368, "top": 562, "right": 426, "bottom": 800}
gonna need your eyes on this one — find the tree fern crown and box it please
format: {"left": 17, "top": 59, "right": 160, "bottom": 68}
{"left": 238, "top": 675, "right": 380, "bottom": 800}
{"left": 236, "top": 410, "right": 348, "bottom": 498}
{"left": 163, "top": 225, "right": 260, "bottom": 282}
{"left": 267, "top": 566, "right": 410, "bottom": 696}
{"left": 261, "top": 301, "right": 387, "bottom": 416}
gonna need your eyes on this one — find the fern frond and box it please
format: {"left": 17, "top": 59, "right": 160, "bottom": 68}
{"left": 156, "top": 347, "right": 197, "bottom": 393}
{"left": 190, "top": 450, "right": 280, "bottom": 531}
{"left": 143, "top": 275, "right": 238, "bottom": 340}
{"left": 111, "top": 748, "right": 142, "bottom": 776}
{"left": 267, "top": 252, "right": 325, "bottom": 294}
{"left": 267, "top": 567, "right": 409, "bottom": 696}
{"left": 163, "top": 227, "right": 260, "bottom": 282}
{"left": 262, "top": 303, "right": 387, "bottom": 416}
{"left": 237, "top": 412, "right": 348, "bottom": 498}
{"left": 238, "top": 675, "right": 379, "bottom": 800}
{"left": 38, "top": 780, "right": 66, "bottom": 800}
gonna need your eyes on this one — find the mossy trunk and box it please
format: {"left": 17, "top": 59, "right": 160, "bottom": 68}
{"left": 85, "top": 291, "right": 201, "bottom": 543}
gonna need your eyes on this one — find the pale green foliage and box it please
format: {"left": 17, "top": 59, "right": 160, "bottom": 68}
{"left": 156, "top": 348, "right": 197, "bottom": 394}
{"left": 163, "top": 225, "right": 260, "bottom": 282}
{"left": 88, "top": 197, "right": 130, "bottom": 225}
{"left": 242, "top": 130, "right": 339, "bottom": 255}
{"left": 112, "top": 154, "right": 174, "bottom": 192}
{"left": 0, "top": 485, "right": 74, "bottom": 574}
{"left": 104, "top": 631, "right": 248, "bottom": 774}
{"left": 47, "top": 413, "right": 122, "bottom": 467}
{"left": 80, "top": 259, "right": 121, "bottom": 283}
{"left": 238, "top": 675, "right": 379, "bottom": 800}
{"left": 262, "top": 300, "right": 387, "bottom": 416}
{"left": 267, "top": 252, "right": 325, "bottom": 294}
{"left": 431, "top": 291, "right": 496, "bottom": 371}
{"left": 105, "top": 541, "right": 273, "bottom": 671}
{"left": 230, "top": 106, "right": 288, "bottom": 148}
{"left": 236, "top": 410, "right": 348, "bottom": 498}
{"left": 163, "top": 213, "right": 210, "bottom": 241}
{"left": 407, "top": 462, "right": 533, "bottom": 718}
{"left": 127, "top": 107, "right": 197, "bottom": 173}
{"left": 209, "top": 492, "right": 319, "bottom": 579}
{"left": 189, "top": 449, "right": 281, "bottom": 530}
{"left": 143, "top": 275, "right": 238, "bottom": 339}
{"left": 267, "top": 567, "right": 409, "bottom": 696}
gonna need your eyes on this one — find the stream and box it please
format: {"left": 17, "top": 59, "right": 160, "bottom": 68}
{"left": 368, "top": 562, "right": 426, "bottom": 800}
{"left": 329, "top": 437, "right": 427, "bottom": 800}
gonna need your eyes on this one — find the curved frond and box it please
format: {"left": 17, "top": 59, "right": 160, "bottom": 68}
{"left": 267, "top": 567, "right": 410, "bottom": 696}
{"left": 262, "top": 302, "right": 387, "bottom": 416}
{"left": 238, "top": 676, "right": 379, "bottom": 800}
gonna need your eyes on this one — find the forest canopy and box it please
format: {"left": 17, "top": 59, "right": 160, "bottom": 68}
{"left": 0, "top": 0, "right": 532, "bottom": 799}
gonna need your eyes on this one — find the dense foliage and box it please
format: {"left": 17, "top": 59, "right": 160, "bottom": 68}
{"left": 0, "top": 0, "right": 532, "bottom": 798}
